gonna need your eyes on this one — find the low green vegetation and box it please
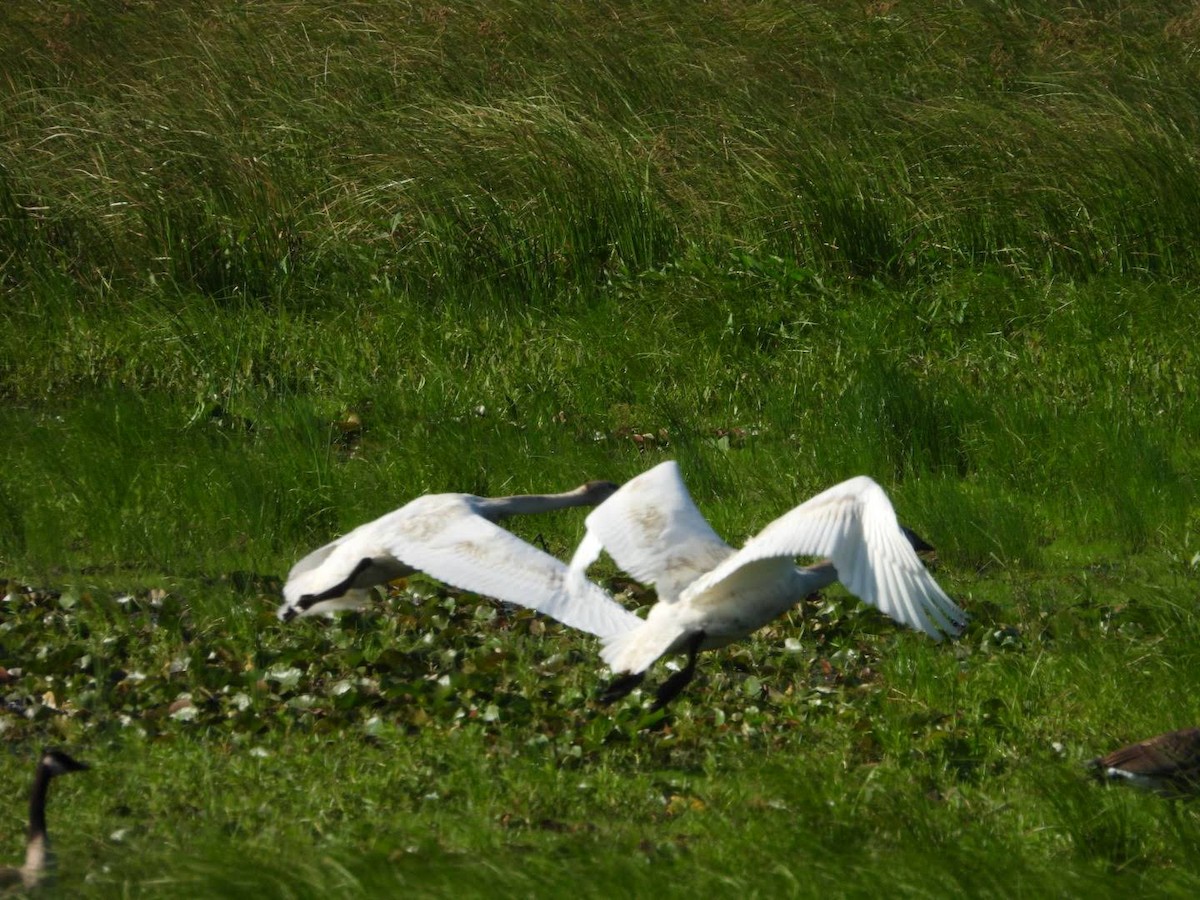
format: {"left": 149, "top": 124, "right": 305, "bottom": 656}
{"left": 2, "top": 1, "right": 1200, "bottom": 896}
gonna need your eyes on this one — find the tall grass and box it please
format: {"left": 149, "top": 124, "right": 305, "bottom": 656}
{"left": 6, "top": 2, "right": 1200, "bottom": 310}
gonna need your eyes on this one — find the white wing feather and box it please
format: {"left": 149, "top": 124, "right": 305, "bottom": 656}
{"left": 281, "top": 494, "right": 640, "bottom": 639}
{"left": 572, "top": 460, "right": 734, "bottom": 602}
{"left": 682, "top": 476, "right": 965, "bottom": 639}
{"left": 371, "top": 495, "right": 641, "bottom": 639}
{"left": 286, "top": 536, "right": 345, "bottom": 582}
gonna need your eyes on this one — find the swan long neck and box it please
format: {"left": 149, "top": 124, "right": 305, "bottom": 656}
{"left": 792, "top": 560, "right": 840, "bottom": 597}
{"left": 477, "top": 485, "right": 607, "bottom": 522}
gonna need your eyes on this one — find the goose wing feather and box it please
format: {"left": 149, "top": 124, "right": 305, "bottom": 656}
{"left": 682, "top": 476, "right": 965, "bottom": 639}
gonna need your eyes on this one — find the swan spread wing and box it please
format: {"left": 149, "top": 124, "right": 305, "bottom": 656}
{"left": 286, "top": 535, "right": 346, "bottom": 582}
{"left": 572, "top": 461, "right": 734, "bottom": 603}
{"left": 281, "top": 518, "right": 402, "bottom": 617}
{"left": 372, "top": 494, "right": 642, "bottom": 640}
{"left": 682, "top": 476, "right": 966, "bottom": 639}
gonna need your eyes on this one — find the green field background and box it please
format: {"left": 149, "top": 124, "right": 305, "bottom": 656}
{"left": 2, "top": 2, "right": 1200, "bottom": 896}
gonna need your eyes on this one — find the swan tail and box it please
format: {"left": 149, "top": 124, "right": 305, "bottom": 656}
{"left": 600, "top": 619, "right": 684, "bottom": 675}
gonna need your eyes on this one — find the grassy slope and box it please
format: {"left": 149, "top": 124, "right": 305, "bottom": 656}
{"left": 2, "top": 1, "right": 1200, "bottom": 895}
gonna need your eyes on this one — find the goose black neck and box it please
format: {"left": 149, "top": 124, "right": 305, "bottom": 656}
{"left": 27, "top": 763, "right": 51, "bottom": 840}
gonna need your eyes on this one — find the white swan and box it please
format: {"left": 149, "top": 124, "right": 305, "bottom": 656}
{"left": 0, "top": 749, "right": 88, "bottom": 891}
{"left": 278, "top": 480, "right": 641, "bottom": 641}
{"left": 567, "top": 460, "right": 967, "bottom": 708}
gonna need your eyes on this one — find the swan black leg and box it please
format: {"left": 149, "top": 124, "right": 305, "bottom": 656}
{"left": 650, "top": 631, "right": 706, "bottom": 711}
{"left": 598, "top": 670, "right": 646, "bottom": 703}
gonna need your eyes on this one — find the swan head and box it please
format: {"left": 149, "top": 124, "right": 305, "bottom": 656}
{"left": 580, "top": 480, "right": 620, "bottom": 505}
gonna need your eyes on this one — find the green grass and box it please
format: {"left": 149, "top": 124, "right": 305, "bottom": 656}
{"left": 4, "top": 566, "right": 1200, "bottom": 897}
{"left": 3, "top": 1, "right": 1200, "bottom": 896}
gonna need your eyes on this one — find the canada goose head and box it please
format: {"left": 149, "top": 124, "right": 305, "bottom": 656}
{"left": 40, "top": 749, "right": 89, "bottom": 779}
{"left": 0, "top": 748, "right": 89, "bottom": 891}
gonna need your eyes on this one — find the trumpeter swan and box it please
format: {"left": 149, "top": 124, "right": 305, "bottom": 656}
{"left": 277, "top": 480, "right": 641, "bottom": 640}
{"left": 1086, "top": 727, "right": 1200, "bottom": 796}
{"left": 567, "top": 460, "right": 967, "bottom": 708}
{"left": 0, "top": 749, "right": 88, "bottom": 890}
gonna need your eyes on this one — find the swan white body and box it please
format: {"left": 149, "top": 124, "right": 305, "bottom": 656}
{"left": 567, "top": 461, "right": 965, "bottom": 703}
{"left": 278, "top": 481, "right": 642, "bottom": 641}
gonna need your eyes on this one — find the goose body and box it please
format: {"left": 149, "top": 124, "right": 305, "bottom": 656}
{"left": 1087, "top": 727, "right": 1200, "bottom": 796}
{"left": 567, "top": 461, "right": 966, "bottom": 707}
{"left": 0, "top": 749, "right": 88, "bottom": 890}
{"left": 277, "top": 480, "right": 641, "bottom": 641}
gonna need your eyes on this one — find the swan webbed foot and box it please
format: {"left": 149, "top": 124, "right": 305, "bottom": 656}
{"left": 598, "top": 671, "right": 646, "bottom": 704}
{"left": 649, "top": 668, "right": 696, "bottom": 711}
{"left": 649, "top": 631, "right": 705, "bottom": 711}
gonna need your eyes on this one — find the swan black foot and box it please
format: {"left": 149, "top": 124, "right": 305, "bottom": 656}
{"left": 599, "top": 671, "right": 646, "bottom": 703}
{"left": 650, "top": 631, "right": 705, "bottom": 711}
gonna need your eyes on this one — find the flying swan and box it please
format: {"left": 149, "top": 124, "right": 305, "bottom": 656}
{"left": 567, "top": 460, "right": 967, "bottom": 708}
{"left": 277, "top": 479, "right": 641, "bottom": 641}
